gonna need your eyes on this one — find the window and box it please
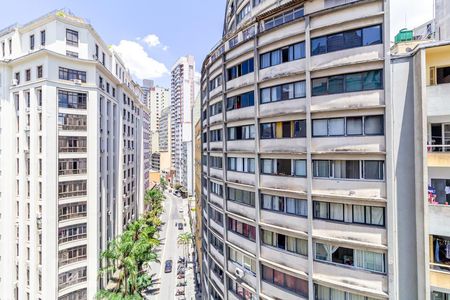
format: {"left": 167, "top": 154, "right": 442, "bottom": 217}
{"left": 209, "top": 129, "right": 222, "bottom": 142}
{"left": 37, "top": 66, "right": 43, "bottom": 78}
{"left": 311, "top": 24, "right": 382, "bottom": 55}
{"left": 209, "top": 74, "right": 222, "bottom": 91}
{"left": 261, "top": 265, "right": 308, "bottom": 296}
{"left": 260, "top": 81, "right": 305, "bottom": 104}
{"left": 209, "top": 233, "right": 224, "bottom": 254}
{"left": 313, "top": 160, "right": 384, "bottom": 180}
{"left": 209, "top": 206, "right": 223, "bottom": 225}
{"left": 227, "top": 91, "right": 254, "bottom": 110}
{"left": 314, "top": 284, "right": 377, "bottom": 300}
{"left": 237, "top": 3, "right": 251, "bottom": 24}
{"left": 261, "top": 194, "right": 307, "bottom": 217}
{"left": 261, "top": 159, "right": 306, "bottom": 177}
{"left": 228, "top": 125, "right": 255, "bottom": 140}
{"left": 263, "top": 6, "right": 304, "bottom": 31}
{"left": 260, "top": 120, "right": 306, "bottom": 139}
{"left": 260, "top": 42, "right": 305, "bottom": 69}
{"left": 227, "top": 157, "right": 255, "bottom": 173}
{"left": 227, "top": 217, "right": 256, "bottom": 241}
{"left": 437, "top": 66, "right": 450, "bottom": 84}
{"left": 25, "top": 69, "right": 31, "bottom": 81}
{"left": 228, "top": 247, "right": 256, "bottom": 273}
{"left": 40, "top": 30, "right": 46, "bottom": 46}
{"left": 261, "top": 229, "right": 308, "bottom": 256}
{"left": 313, "top": 201, "right": 344, "bottom": 221}
{"left": 229, "top": 277, "right": 256, "bottom": 300}
{"left": 209, "top": 102, "right": 222, "bottom": 116}
{"left": 58, "top": 67, "right": 86, "bottom": 82}
{"left": 209, "top": 156, "right": 223, "bottom": 169}
{"left": 1, "top": 41, "right": 4, "bottom": 57}
{"left": 353, "top": 205, "right": 385, "bottom": 226}
{"left": 312, "top": 115, "right": 383, "bottom": 137}
{"left": 58, "top": 90, "right": 87, "bottom": 109}
{"left": 312, "top": 70, "right": 383, "bottom": 96}
{"left": 66, "top": 29, "right": 79, "bottom": 46}
{"left": 227, "top": 187, "right": 255, "bottom": 206}
{"left": 30, "top": 35, "right": 35, "bottom": 50}
{"left": 227, "top": 58, "right": 254, "bottom": 81}
{"left": 8, "top": 38, "right": 12, "bottom": 54}
{"left": 210, "top": 181, "right": 223, "bottom": 196}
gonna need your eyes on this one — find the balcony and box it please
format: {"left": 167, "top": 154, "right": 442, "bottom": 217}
{"left": 261, "top": 280, "right": 307, "bottom": 300}
{"left": 210, "top": 245, "right": 225, "bottom": 266}
{"left": 227, "top": 201, "right": 256, "bottom": 220}
{"left": 210, "top": 141, "right": 224, "bottom": 151}
{"left": 260, "top": 138, "right": 306, "bottom": 154}
{"left": 258, "top": 19, "right": 305, "bottom": 48}
{"left": 260, "top": 245, "right": 308, "bottom": 274}
{"left": 226, "top": 73, "right": 253, "bottom": 92}
{"left": 430, "top": 266, "right": 450, "bottom": 290}
{"left": 210, "top": 193, "right": 224, "bottom": 208}
{"left": 210, "top": 168, "right": 223, "bottom": 180}
{"left": 428, "top": 83, "right": 450, "bottom": 120}
{"left": 227, "top": 140, "right": 255, "bottom": 152}
{"left": 312, "top": 135, "right": 385, "bottom": 153}
{"left": 210, "top": 218, "right": 224, "bottom": 236}
{"left": 310, "top": 44, "right": 383, "bottom": 71}
{"left": 227, "top": 261, "right": 257, "bottom": 290}
{"left": 260, "top": 174, "right": 307, "bottom": 193}
{"left": 210, "top": 269, "right": 225, "bottom": 293}
{"left": 313, "top": 219, "right": 386, "bottom": 246}
{"left": 260, "top": 210, "right": 307, "bottom": 233}
{"left": 259, "top": 59, "right": 306, "bottom": 82}
{"left": 312, "top": 178, "right": 386, "bottom": 199}
{"left": 227, "top": 171, "right": 255, "bottom": 186}
{"left": 227, "top": 231, "right": 256, "bottom": 254}
{"left": 428, "top": 146, "right": 450, "bottom": 168}
{"left": 259, "top": 98, "right": 306, "bottom": 119}
{"left": 210, "top": 113, "right": 223, "bottom": 125}
{"left": 311, "top": 90, "right": 384, "bottom": 112}
{"left": 429, "top": 205, "right": 450, "bottom": 236}
{"left": 209, "top": 85, "right": 222, "bottom": 99}
{"left": 227, "top": 106, "right": 254, "bottom": 122}
{"left": 313, "top": 261, "right": 388, "bottom": 296}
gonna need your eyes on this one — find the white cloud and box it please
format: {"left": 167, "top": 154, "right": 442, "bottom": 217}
{"left": 143, "top": 34, "right": 161, "bottom": 47}
{"left": 162, "top": 45, "right": 169, "bottom": 51}
{"left": 112, "top": 40, "right": 169, "bottom": 80}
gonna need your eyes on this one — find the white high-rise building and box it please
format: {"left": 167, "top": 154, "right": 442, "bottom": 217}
{"left": 0, "top": 10, "right": 150, "bottom": 300}
{"left": 170, "top": 55, "right": 198, "bottom": 194}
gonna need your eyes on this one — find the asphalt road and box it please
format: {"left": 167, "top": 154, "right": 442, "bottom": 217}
{"left": 145, "top": 192, "right": 191, "bottom": 300}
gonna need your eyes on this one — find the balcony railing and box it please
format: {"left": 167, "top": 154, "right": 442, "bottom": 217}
{"left": 58, "top": 190, "right": 87, "bottom": 198}
{"left": 58, "top": 233, "right": 87, "bottom": 244}
{"left": 427, "top": 144, "right": 450, "bottom": 152}
{"left": 58, "top": 147, "right": 87, "bottom": 153}
{"left": 58, "top": 255, "right": 87, "bottom": 267}
{"left": 59, "top": 169, "right": 87, "bottom": 176}
{"left": 430, "top": 262, "right": 450, "bottom": 272}
{"left": 58, "top": 124, "right": 87, "bottom": 131}
{"left": 59, "top": 212, "right": 87, "bottom": 221}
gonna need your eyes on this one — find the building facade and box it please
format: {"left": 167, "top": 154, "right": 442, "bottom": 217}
{"left": 0, "top": 10, "right": 149, "bottom": 300}
{"left": 170, "top": 55, "right": 198, "bottom": 194}
{"left": 200, "top": 0, "right": 426, "bottom": 299}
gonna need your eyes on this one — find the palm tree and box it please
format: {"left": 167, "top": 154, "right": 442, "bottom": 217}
{"left": 177, "top": 232, "right": 193, "bottom": 260}
{"left": 159, "top": 177, "right": 168, "bottom": 192}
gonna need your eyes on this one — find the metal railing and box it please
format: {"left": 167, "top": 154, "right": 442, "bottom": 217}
{"left": 427, "top": 144, "right": 450, "bottom": 152}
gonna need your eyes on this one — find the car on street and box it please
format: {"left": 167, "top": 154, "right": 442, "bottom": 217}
{"left": 164, "top": 259, "right": 173, "bottom": 273}
{"left": 178, "top": 223, "right": 183, "bottom": 230}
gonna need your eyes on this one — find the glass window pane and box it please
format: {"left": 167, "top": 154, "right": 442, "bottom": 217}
{"left": 262, "top": 195, "right": 272, "bottom": 210}
{"left": 363, "top": 25, "right": 382, "bottom": 46}
{"left": 261, "top": 88, "right": 271, "bottom": 104}
{"left": 261, "top": 123, "right": 274, "bottom": 139}
{"left": 353, "top": 205, "right": 365, "bottom": 223}
{"left": 346, "top": 117, "right": 363, "bottom": 135}
{"left": 261, "top": 53, "right": 271, "bottom": 69}
{"left": 311, "top": 37, "right": 327, "bottom": 55}
{"left": 328, "top": 75, "right": 345, "bottom": 94}
{"left": 295, "top": 160, "right": 306, "bottom": 176}
{"left": 271, "top": 50, "right": 281, "bottom": 66}
{"left": 364, "top": 161, "right": 383, "bottom": 180}
{"left": 328, "top": 118, "right": 345, "bottom": 136}
{"left": 364, "top": 115, "right": 384, "bottom": 135}
{"left": 327, "top": 33, "right": 344, "bottom": 52}
{"left": 363, "top": 70, "right": 382, "bottom": 90}
{"left": 312, "top": 78, "right": 328, "bottom": 96}
{"left": 262, "top": 159, "right": 273, "bottom": 174}
{"left": 293, "top": 42, "right": 305, "bottom": 60}
{"left": 271, "top": 86, "right": 282, "bottom": 102}
{"left": 371, "top": 207, "right": 384, "bottom": 225}
{"left": 345, "top": 73, "right": 363, "bottom": 92}
{"left": 314, "top": 160, "right": 330, "bottom": 177}
{"left": 293, "top": 120, "right": 307, "bottom": 138}
{"left": 344, "top": 29, "right": 362, "bottom": 48}
{"left": 282, "top": 83, "right": 294, "bottom": 100}
{"left": 315, "top": 243, "right": 328, "bottom": 260}
{"left": 313, "top": 119, "right": 328, "bottom": 137}
{"left": 294, "top": 81, "right": 306, "bottom": 98}
{"left": 330, "top": 203, "right": 344, "bottom": 221}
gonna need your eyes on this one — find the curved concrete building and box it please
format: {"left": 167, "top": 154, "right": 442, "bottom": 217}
{"left": 200, "top": 1, "right": 427, "bottom": 299}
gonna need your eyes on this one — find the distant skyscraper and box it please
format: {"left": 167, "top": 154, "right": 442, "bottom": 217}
{"left": 170, "top": 55, "right": 198, "bottom": 194}
{"left": 0, "top": 10, "right": 149, "bottom": 299}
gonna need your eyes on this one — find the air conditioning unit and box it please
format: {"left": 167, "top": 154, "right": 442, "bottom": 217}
{"left": 235, "top": 267, "right": 244, "bottom": 279}
{"left": 72, "top": 79, "right": 82, "bottom": 85}
{"left": 11, "top": 79, "right": 18, "bottom": 86}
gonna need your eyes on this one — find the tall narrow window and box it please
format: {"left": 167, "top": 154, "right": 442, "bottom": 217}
{"left": 40, "top": 30, "right": 46, "bottom": 46}
{"left": 30, "top": 35, "right": 35, "bottom": 50}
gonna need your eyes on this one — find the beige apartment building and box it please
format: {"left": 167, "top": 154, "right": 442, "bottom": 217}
{"left": 200, "top": 0, "right": 427, "bottom": 299}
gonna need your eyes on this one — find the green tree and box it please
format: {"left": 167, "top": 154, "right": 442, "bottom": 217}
{"left": 177, "top": 232, "right": 193, "bottom": 259}
{"left": 159, "top": 177, "right": 168, "bottom": 191}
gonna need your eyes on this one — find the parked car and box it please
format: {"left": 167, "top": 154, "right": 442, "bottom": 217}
{"left": 178, "top": 223, "right": 183, "bottom": 230}
{"left": 164, "top": 260, "right": 173, "bottom": 273}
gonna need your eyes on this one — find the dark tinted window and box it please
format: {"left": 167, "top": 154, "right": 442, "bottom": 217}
{"left": 363, "top": 25, "right": 382, "bottom": 46}
{"left": 311, "top": 36, "right": 327, "bottom": 55}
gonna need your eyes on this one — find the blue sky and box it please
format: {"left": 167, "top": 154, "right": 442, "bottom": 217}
{"left": 0, "top": 0, "right": 434, "bottom": 87}
{"left": 0, "top": 0, "right": 226, "bottom": 87}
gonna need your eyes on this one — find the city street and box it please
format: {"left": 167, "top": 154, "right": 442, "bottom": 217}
{"left": 144, "top": 191, "right": 198, "bottom": 300}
